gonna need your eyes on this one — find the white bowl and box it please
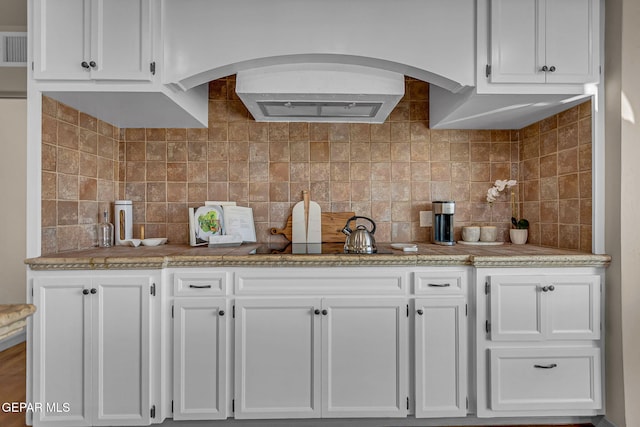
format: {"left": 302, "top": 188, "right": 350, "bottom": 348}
{"left": 122, "top": 239, "right": 141, "bottom": 247}
{"left": 141, "top": 237, "right": 167, "bottom": 247}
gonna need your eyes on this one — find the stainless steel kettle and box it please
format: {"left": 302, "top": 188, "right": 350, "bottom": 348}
{"left": 341, "top": 216, "right": 377, "bottom": 254}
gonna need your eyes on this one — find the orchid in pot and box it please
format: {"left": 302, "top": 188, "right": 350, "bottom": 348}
{"left": 486, "top": 179, "right": 529, "bottom": 244}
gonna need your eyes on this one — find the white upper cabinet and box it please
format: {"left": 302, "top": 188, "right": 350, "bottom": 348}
{"left": 33, "top": 0, "right": 152, "bottom": 81}
{"left": 489, "top": 0, "right": 599, "bottom": 85}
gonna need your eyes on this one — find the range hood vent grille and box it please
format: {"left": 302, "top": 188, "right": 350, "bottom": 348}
{"left": 258, "top": 101, "right": 382, "bottom": 119}
{"left": 236, "top": 63, "right": 404, "bottom": 123}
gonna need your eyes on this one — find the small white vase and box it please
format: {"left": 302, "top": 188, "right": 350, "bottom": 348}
{"left": 510, "top": 229, "right": 528, "bottom": 244}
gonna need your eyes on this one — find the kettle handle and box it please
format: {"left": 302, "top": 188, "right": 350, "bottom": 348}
{"left": 343, "top": 215, "right": 376, "bottom": 235}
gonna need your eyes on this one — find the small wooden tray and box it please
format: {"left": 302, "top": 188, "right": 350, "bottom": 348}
{"left": 270, "top": 212, "right": 355, "bottom": 243}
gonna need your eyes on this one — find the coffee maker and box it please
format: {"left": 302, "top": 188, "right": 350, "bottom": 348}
{"left": 432, "top": 201, "right": 455, "bottom": 245}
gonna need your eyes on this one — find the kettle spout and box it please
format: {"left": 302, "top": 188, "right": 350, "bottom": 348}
{"left": 341, "top": 225, "right": 352, "bottom": 236}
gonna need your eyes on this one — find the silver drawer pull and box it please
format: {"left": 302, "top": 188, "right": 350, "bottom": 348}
{"left": 189, "top": 284, "right": 212, "bottom": 289}
{"left": 427, "top": 283, "right": 451, "bottom": 287}
{"left": 534, "top": 363, "right": 558, "bottom": 369}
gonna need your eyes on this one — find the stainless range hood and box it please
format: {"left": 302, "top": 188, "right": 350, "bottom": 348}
{"left": 236, "top": 63, "right": 405, "bottom": 123}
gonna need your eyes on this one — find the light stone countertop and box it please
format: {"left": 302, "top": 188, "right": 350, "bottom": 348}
{"left": 25, "top": 243, "right": 612, "bottom": 270}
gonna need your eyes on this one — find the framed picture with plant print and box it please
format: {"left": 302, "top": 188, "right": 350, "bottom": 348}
{"left": 188, "top": 205, "right": 225, "bottom": 246}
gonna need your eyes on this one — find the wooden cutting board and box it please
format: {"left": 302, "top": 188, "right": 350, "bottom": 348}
{"left": 271, "top": 212, "right": 355, "bottom": 243}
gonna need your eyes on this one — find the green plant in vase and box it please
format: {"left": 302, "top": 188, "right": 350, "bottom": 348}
{"left": 511, "top": 217, "right": 529, "bottom": 229}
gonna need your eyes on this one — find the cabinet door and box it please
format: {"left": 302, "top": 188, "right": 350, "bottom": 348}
{"left": 490, "top": 0, "right": 545, "bottom": 83}
{"left": 173, "top": 299, "right": 227, "bottom": 420}
{"left": 32, "top": 278, "right": 92, "bottom": 427}
{"left": 92, "top": 277, "right": 151, "bottom": 426}
{"left": 546, "top": 275, "right": 600, "bottom": 340}
{"left": 33, "top": 0, "right": 91, "bottom": 80}
{"left": 490, "top": 0, "right": 599, "bottom": 85}
{"left": 415, "top": 297, "right": 467, "bottom": 418}
{"left": 234, "top": 298, "right": 321, "bottom": 419}
{"left": 322, "top": 298, "right": 407, "bottom": 418}
{"left": 489, "top": 276, "right": 544, "bottom": 341}
{"left": 545, "top": 0, "right": 598, "bottom": 84}
{"left": 90, "top": 0, "right": 152, "bottom": 80}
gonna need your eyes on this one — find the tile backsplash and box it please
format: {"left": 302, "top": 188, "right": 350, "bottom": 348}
{"left": 41, "top": 77, "right": 592, "bottom": 254}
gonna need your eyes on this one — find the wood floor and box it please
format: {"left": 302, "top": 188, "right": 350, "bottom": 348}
{"left": 0, "top": 342, "right": 594, "bottom": 427}
{"left": 0, "top": 342, "right": 28, "bottom": 427}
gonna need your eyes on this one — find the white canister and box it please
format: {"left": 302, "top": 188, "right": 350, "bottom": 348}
{"left": 114, "top": 200, "right": 133, "bottom": 245}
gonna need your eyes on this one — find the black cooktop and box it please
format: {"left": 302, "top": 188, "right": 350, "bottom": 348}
{"left": 249, "top": 242, "right": 392, "bottom": 255}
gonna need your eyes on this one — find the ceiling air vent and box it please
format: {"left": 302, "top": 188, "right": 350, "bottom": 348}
{"left": 0, "top": 32, "right": 27, "bottom": 67}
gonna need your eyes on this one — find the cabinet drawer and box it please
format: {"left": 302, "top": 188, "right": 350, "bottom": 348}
{"left": 174, "top": 272, "right": 227, "bottom": 296}
{"left": 414, "top": 270, "right": 466, "bottom": 295}
{"left": 489, "top": 347, "right": 602, "bottom": 411}
{"left": 235, "top": 268, "right": 406, "bottom": 295}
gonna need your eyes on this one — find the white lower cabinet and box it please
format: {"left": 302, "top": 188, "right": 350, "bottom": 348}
{"left": 172, "top": 298, "right": 228, "bottom": 420}
{"left": 476, "top": 269, "right": 604, "bottom": 418}
{"left": 31, "top": 274, "right": 156, "bottom": 426}
{"left": 415, "top": 297, "right": 467, "bottom": 417}
{"left": 234, "top": 297, "right": 408, "bottom": 419}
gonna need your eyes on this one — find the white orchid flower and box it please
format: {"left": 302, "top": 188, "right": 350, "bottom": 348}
{"left": 486, "top": 179, "right": 517, "bottom": 203}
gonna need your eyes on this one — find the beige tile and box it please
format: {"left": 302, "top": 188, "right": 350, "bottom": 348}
{"left": 79, "top": 177, "right": 97, "bottom": 201}
{"left": 391, "top": 122, "right": 410, "bottom": 142}
{"left": 290, "top": 141, "right": 309, "bottom": 162}
{"left": 350, "top": 123, "right": 370, "bottom": 142}
{"left": 430, "top": 162, "right": 451, "bottom": 182}
{"left": 229, "top": 141, "right": 250, "bottom": 161}
{"left": 167, "top": 163, "right": 188, "bottom": 182}
{"left": 351, "top": 181, "right": 371, "bottom": 202}
{"left": 42, "top": 96, "right": 57, "bottom": 117}
{"left": 470, "top": 142, "right": 490, "bottom": 162}
{"left": 290, "top": 162, "right": 310, "bottom": 182}
{"left": 558, "top": 174, "right": 579, "bottom": 199}
{"left": 331, "top": 142, "right": 350, "bottom": 162}
{"left": 57, "top": 201, "right": 78, "bottom": 225}
{"left": 269, "top": 182, "right": 289, "bottom": 202}
{"left": 309, "top": 123, "right": 329, "bottom": 141}
{"left": 410, "top": 101, "right": 428, "bottom": 121}
{"left": 540, "top": 177, "right": 558, "bottom": 200}
{"left": 491, "top": 163, "right": 512, "bottom": 182}
{"left": 558, "top": 123, "right": 579, "bottom": 151}
{"left": 411, "top": 162, "right": 431, "bottom": 182}
{"left": 42, "top": 143, "right": 57, "bottom": 172}
{"left": 350, "top": 142, "right": 371, "bottom": 161}
{"left": 208, "top": 161, "right": 229, "bottom": 182}
{"left": 390, "top": 142, "right": 410, "bottom": 161}
{"left": 58, "top": 147, "right": 79, "bottom": 175}
{"left": 309, "top": 162, "right": 330, "bottom": 182}
{"left": 269, "top": 162, "right": 289, "bottom": 182}
{"left": 330, "top": 181, "right": 350, "bottom": 201}
{"left": 523, "top": 179, "right": 540, "bottom": 202}
{"left": 330, "top": 162, "right": 350, "bottom": 181}
{"left": 329, "top": 123, "right": 350, "bottom": 142}
{"left": 371, "top": 123, "right": 391, "bottom": 142}
{"left": 269, "top": 123, "right": 289, "bottom": 142}
{"left": 310, "top": 141, "right": 330, "bottom": 161}
{"left": 167, "top": 183, "right": 187, "bottom": 202}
